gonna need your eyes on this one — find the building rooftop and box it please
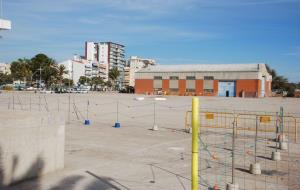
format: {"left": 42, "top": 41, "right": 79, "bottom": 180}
{"left": 137, "top": 63, "right": 267, "bottom": 73}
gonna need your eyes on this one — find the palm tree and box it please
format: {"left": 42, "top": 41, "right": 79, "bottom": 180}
{"left": 266, "top": 64, "right": 288, "bottom": 90}
{"left": 108, "top": 67, "right": 120, "bottom": 90}
{"left": 57, "top": 65, "right": 68, "bottom": 85}
{"left": 10, "top": 58, "right": 32, "bottom": 81}
{"left": 79, "top": 76, "right": 91, "bottom": 85}
{"left": 91, "top": 77, "right": 104, "bottom": 90}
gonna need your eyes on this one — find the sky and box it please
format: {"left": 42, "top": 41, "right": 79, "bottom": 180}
{"left": 0, "top": 0, "right": 300, "bottom": 82}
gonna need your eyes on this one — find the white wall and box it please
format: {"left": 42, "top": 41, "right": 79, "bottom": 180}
{"left": 128, "top": 56, "right": 156, "bottom": 86}
{"left": 59, "top": 60, "right": 85, "bottom": 84}
{"left": 0, "top": 63, "right": 11, "bottom": 74}
{"left": 0, "top": 111, "right": 65, "bottom": 186}
{"left": 85, "top": 42, "right": 96, "bottom": 62}
{"left": 98, "top": 44, "right": 109, "bottom": 81}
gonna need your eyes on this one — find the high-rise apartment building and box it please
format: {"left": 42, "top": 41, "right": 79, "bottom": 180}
{"left": 85, "top": 42, "right": 125, "bottom": 83}
{"left": 125, "top": 56, "right": 156, "bottom": 87}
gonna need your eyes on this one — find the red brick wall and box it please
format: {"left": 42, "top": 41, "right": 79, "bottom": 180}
{"left": 178, "top": 80, "right": 186, "bottom": 95}
{"left": 214, "top": 80, "right": 219, "bottom": 96}
{"left": 236, "top": 79, "right": 259, "bottom": 97}
{"left": 195, "top": 80, "right": 203, "bottom": 96}
{"left": 135, "top": 79, "right": 153, "bottom": 94}
{"left": 135, "top": 78, "right": 268, "bottom": 98}
{"left": 162, "top": 79, "right": 169, "bottom": 93}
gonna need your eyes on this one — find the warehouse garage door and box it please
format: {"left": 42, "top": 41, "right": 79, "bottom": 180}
{"left": 218, "top": 81, "right": 236, "bottom": 97}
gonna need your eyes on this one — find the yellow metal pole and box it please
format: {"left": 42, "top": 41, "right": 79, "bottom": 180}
{"left": 192, "top": 97, "right": 199, "bottom": 190}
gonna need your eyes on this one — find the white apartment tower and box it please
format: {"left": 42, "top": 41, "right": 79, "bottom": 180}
{"left": 85, "top": 42, "right": 125, "bottom": 82}
{"left": 126, "top": 56, "right": 156, "bottom": 87}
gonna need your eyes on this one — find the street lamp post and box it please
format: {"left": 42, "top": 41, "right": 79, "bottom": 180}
{"left": 30, "top": 66, "right": 42, "bottom": 90}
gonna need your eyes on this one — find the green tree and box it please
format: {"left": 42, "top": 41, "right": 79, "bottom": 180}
{"left": 266, "top": 64, "right": 288, "bottom": 90}
{"left": 30, "top": 54, "right": 58, "bottom": 87}
{"left": 62, "top": 78, "right": 74, "bottom": 87}
{"left": 266, "top": 64, "right": 295, "bottom": 96}
{"left": 106, "top": 81, "right": 112, "bottom": 88}
{"left": 10, "top": 58, "right": 32, "bottom": 81}
{"left": 90, "top": 76, "right": 104, "bottom": 90}
{"left": 57, "top": 65, "right": 68, "bottom": 85}
{"left": 0, "top": 73, "right": 13, "bottom": 85}
{"left": 108, "top": 67, "right": 120, "bottom": 90}
{"left": 79, "top": 76, "right": 91, "bottom": 85}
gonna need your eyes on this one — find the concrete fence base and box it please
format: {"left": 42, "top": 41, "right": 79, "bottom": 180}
{"left": 0, "top": 111, "right": 65, "bottom": 186}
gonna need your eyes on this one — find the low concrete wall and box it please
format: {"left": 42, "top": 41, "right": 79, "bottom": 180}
{"left": 0, "top": 111, "right": 65, "bottom": 186}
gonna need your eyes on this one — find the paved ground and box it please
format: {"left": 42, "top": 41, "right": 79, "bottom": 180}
{"left": 0, "top": 92, "right": 299, "bottom": 190}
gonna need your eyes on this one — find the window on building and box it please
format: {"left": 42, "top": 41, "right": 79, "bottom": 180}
{"left": 204, "top": 76, "right": 214, "bottom": 93}
{"left": 169, "top": 76, "right": 179, "bottom": 92}
{"left": 153, "top": 76, "right": 162, "bottom": 90}
{"left": 186, "top": 76, "right": 195, "bottom": 92}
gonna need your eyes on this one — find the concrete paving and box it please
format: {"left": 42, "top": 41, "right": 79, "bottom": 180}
{"left": 0, "top": 92, "right": 299, "bottom": 190}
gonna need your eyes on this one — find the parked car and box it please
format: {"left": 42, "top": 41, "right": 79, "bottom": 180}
{"left": 40, "top": 90, "right": 54, "bottom": 94}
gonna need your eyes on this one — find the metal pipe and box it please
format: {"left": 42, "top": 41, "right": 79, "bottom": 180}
{"left": 117, "top": 100, "right": 119, "bottom": 122}
{"left": 29, "top": 93, "right": 31, "bottom": 111}
{"left": 12, "top": 92, "right": 14, "bottom": 110}
{"left": 87, "top": 99, "right": 89, "bottom": 120}
{"left": 232, "top": 120, "right": 236, "bottom": 184}
{"left": 275, "top": 112, "right": 279, "bottom": 152}
{"left": 255, "top": 115, "right": 258, "bottom": 163}
{"left": 153, "top": 101, "right": 156, "bottom": 126}
{"left": 191, "top": 97, "right": 199, "bottom": 190}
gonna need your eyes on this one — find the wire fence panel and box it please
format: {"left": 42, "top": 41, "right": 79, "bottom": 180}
{"left": 185, "top": 110, "right": 300, "bottom": 190}
{"left": 198, "top": 112, "right": 235, "bottom": 190}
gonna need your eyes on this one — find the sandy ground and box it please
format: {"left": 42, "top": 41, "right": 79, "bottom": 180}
{"left": 0, "top": 91, "right": 299, "bottom": 190}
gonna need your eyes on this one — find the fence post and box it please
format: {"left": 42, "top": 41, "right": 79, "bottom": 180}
{"left": 12, "top": 92, "right": 15, "bottom": 110}
{"left": 114, "top": 100, "right": 120, "bottom": 128}
{"left": 152, "top": 100, "right": 158, "bottom": 131}
{"left": 84, "top": 99, "right": 90, "bottom": 125}
{"left": 255, "top": 116, "right": 258, "bottom": 163}
{"left": 29, "top": 93, "right": 32, "bottom": 111}
{"left": 226, "top": 119, "right": 239, "bottom": 190}
{"left": 68, "top": 93, "right": 70, "bottom": 124}
{"left": 232, "top": 120, "right": 236, "bottom": 184}
{"left": 57, "top": 97, "right": 59, "bottom": 112}
{"left": 39, "top": 94, "right": 41, "bottom": 111}
{"left": 250, "top": 115, "right": 261, "bottom": 175}
{"left": 191, "top": 97, "right": 199, "bottom": 190}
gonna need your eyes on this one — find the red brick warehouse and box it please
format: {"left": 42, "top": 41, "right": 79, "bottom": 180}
{"left": 134, "top": 64, "right": 272, "bottom": 98}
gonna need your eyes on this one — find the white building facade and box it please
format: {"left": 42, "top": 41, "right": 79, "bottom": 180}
{"left": 0, "top": 63, "right": 10, "bottom": 74}
{"left": 59, "top": 56, "right": 106, "bottom": 85}
{"left": 85, "top": 42, "right": 125, "bottom": 85}
{"left": 126, "top": 56, "right": 156, "bottom": 87}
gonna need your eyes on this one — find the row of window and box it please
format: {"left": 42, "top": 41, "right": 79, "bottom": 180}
{"left": 153, "top": 76, "right": 214, "bottom": 92}
{"left": 155, "top": 88, "right": 213, "bottom": 93}
{"left": 153, "top": 76, "right": 214, "bottom": 80}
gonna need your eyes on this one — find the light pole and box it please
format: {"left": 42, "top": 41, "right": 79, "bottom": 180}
{"left": 30, "top": 66, "right": 42, "bottom": 90}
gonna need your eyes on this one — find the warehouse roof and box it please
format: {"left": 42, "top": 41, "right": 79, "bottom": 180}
{"left": 137, "top": 63, "right": 267, "bottom": 73}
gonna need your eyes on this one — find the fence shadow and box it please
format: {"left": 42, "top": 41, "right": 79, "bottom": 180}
{"left": 0, "top": 147, "right": 44, "bottom": 190}
{"left": 0, "top": 147, "right": 132, "bottom": 190}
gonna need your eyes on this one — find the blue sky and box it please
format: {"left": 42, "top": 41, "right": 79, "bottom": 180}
{"left": 0, "top": 0, "right": 300, "bottom": 82}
